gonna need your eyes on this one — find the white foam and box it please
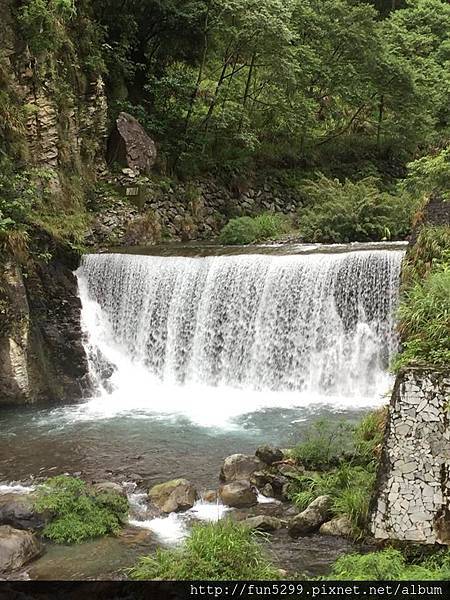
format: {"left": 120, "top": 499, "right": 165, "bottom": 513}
{"left": 129, "top": 512, "right": 188, "bottom": 544}
{"left": 257, "top": 492, "right": 280, "bottom": 504}
{"left": 0, "top": 484, "right": 35, "bottom": 495}
{"left": 188, "top": 500, "right": 230, "bottom": 522}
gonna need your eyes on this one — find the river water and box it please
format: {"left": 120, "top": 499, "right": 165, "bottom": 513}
{"left": 0, "top": 241, "right": 405, "bottom": 579}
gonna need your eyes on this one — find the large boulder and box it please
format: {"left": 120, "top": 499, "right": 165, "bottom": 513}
{"left": 0, "top": 494, "right": 47, "bottom": 531}
{"left": 107, "top": 112, "right": 157, "bottom": 174}
{"left": 149, "top": 479, "right": 197, "bottom": 513}
{"left": 319, "top": 516, "right": 353, "bottom": 538}
{"left": 288, "top": 495, "right": 333, "bottom": 537}
{"left": 220, "top": 454, "right": 264, "bottom": 483}
{"left": 255, "top": 445, "right": 283, "bottom": 465}
{"left": 219, "top": 481, "right": 257, "bottom": 508}
{"left": 0, "top": 526, "right": 42, "bottom": 573}
{"left": 242, "top": 515, "right": 284, "bottom": 532}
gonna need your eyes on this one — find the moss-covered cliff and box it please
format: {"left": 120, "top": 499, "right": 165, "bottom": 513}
{"left": 0, "top": 0, "right": 107, "bottom": 404}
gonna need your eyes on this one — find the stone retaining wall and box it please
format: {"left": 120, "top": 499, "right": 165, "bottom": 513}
{"left": 87, "top": 175, "right": 303, "bottom": 247}
{"left": 371, "top": 369, "right": 450, "bottom": 544}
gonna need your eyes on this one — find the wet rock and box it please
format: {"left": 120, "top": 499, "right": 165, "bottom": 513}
{"left": 107, "top": 112, "right": 157, "bottom": 174}
{"left": 219, "top": 481, "right": 257, "bottom": 508}
{"left": 261, "top": 483, "right": 275, "bottom": 498}
{"left": 250, "top": 471, "right": 288, "bottom": 497}
{"left": 202, "top": 490, "right": 218, "bottom": 503}
{"left": 319, "top": 516, "right": 353, "bottom": 537}
{"left": 92, "top": 482, "right": 126, "bottom": 498}
{"left": 0, "top": 526, "right": 42, "bottom": 573}
{"left": 277, "top": 462, "right": 305, "bottom": 478}
{"left": 149, "top": 479, "right": 197, "bottom": 513}
{"left": 0, "top": 495, "right": 47, "bottom": 531}
{"left": 288, "top": 496, "right": 333, "bottom": 537}
{"left": 220, "top": 454, "right": 264, "bottom": 483}
{"left": 255, "top": 445, "right": 283, "bottom": 465}
{"left": 242, "top": 515, "right": 284, "bottom": 532}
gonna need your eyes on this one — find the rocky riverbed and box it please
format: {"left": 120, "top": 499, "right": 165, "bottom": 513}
{"left": 0, "top": 445, "right": 373, "bottom": 580}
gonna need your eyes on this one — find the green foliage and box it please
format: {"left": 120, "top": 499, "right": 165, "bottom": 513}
{"left": 128, "top": 520, "right": 280, "bottom": 580}
{"left": 353, "top": 408, "right": 387, "bottom": 466}
{"left": 395, "top": 267, "right": 450, "bottom": 369}
{"left": 404, "top": 148, "right": 450, "bottom": 200}
{"left": 289, "top": 465, "right": 375, "bottom": 539}
{"left": 291, "top": 419, "right": 354, "bottom": 469}
{"left": 328, "top": 548, "right": 450, "bottom": 580}
{"left": 401, "top": 225, "right": 450, "bottom": 286}
{"left": 219, "top": 213, "right": 291, "bottom": 245}
{"left": 18, "top": 0, "right": 76, "bottom": 55}
{"left": 34, "top": 475, "right": 128, "bottom": 544}
{"left": 290, "top": 411, "right": 387, "bottom": 538}
{"left": 297, "top": 174, "right": 415, "bottom": 243}
{"left": 395, "top": 224, "right": 450, "bottom": 369}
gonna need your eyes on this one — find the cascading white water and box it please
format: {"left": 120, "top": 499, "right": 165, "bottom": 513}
{"left": 75, "top": 249, "right": 404, "bottom": 425}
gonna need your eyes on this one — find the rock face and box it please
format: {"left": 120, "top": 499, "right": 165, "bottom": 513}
{"left": 219, "top": 481, "right": 257, "bottom": 508}
{"left": 0, "top": 526, "right": 42, "bottom": 573}
{"left": 288, "top": 495, "right": 333, "bottom": 537}
{"left": 0, "top": 495, "right": 47, "bottom": 531}
{"left": 255, "top": 445, "right": 283, "bottom": 465}
{"left": 149, "top": 479, "right": 197, "bottom": 513}
{"left": 220, "top": 454, "right": 264, "bottom": 483}
{"left": 371, "top": 369, "right": 450, "bottom": 545}
{"left": 242, "top": 515, "right": 284, "bottom": 532}
{"left": 0, "top": 248, "right": 89, "bottom": 406}
{"left": 108, "top": 112, "right": 157, "bottom": 174}
{"left": 92, "top": 482, "right": 126, "bottom": 498}
{"left": 319, "top": 516, "right": 353, "bottom": 537}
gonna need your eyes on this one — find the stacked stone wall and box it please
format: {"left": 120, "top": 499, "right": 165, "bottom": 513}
{"left": 371, "top": 369, "right": 450, "bottom": 544}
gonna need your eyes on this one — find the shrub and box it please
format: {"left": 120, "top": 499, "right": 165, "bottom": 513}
{"left": 289, "top": 413, "right": 386, "bottom": 538}
{"left": 403, "top": 148, "right": 450, "bottom": 201}
{"left": 34, "top": 475, "right": 128, "bottom": 544}
{"left": 128, "top": 520, "right": 281, "bottom": 580}
{"left": 289, "top": 464, "right": 375, "bottom": 538}
{"left": 297, "top": 174, "right": 415, "bottom": 243}
{"left": 401, "top": 225, "right": 450, "bottom": 287}
{"left": 291, "top": 419, "right": 354, "bottom": 469}
{"left": 219, "top": 216, "right": 259, "bottom": 245}
{"left": 328, "top": 548, "right": 450, "bottom": 580}
{"left": 353, "top": 408, "right": 387, "bottom": 466}
{"left": 395, "top": 267, "right": 450, "bottom": 369}
{"left": 219, "top": 213, "right": 291, "bottom": 245}
{"left": 253, "top": 213, "right": 291, "bottom": 240}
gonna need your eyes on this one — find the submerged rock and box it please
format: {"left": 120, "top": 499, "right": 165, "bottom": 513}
{"left": 92, "top": 482, "right": 126, "bottom": 498}
{"left": 220, "top": 454, "right": 264, "bottom": 482}
{"left": 149, "top": 479, "right": 197, "bottom": 513}
{"left": 288, "top": 495, "right": 333, "bottom": 537}
{"left": 242, "top": 515, "right": 284, "bottom": 532}
{"left": 219, "top": 480, "right": 257, "bottom": 508}
{"left": 0, "top": 525, "right": 42, "bottom": 573}
{"left": 255, "top": 445, "right": 283, "bottom": 465}
{"left": 319, "top": 516, "right": 353, "bottom": 537}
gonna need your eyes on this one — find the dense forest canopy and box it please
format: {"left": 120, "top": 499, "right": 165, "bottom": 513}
{"left": 1, "top": 0, "right": 449, "bottom": 247}
{"left": 83, "top": 0, "right": 450, "bottom": 177}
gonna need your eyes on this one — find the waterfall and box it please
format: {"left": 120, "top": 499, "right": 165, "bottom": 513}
{"left": 75, "top": 249, "right": 404, "bottom": 421}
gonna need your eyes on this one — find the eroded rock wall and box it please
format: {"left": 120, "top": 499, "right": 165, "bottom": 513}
{"left": 0, "top": 253, "right": 89, "bottom": 406}
{"left": 371, "top": 369, "right": 450, "bottom": 544}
